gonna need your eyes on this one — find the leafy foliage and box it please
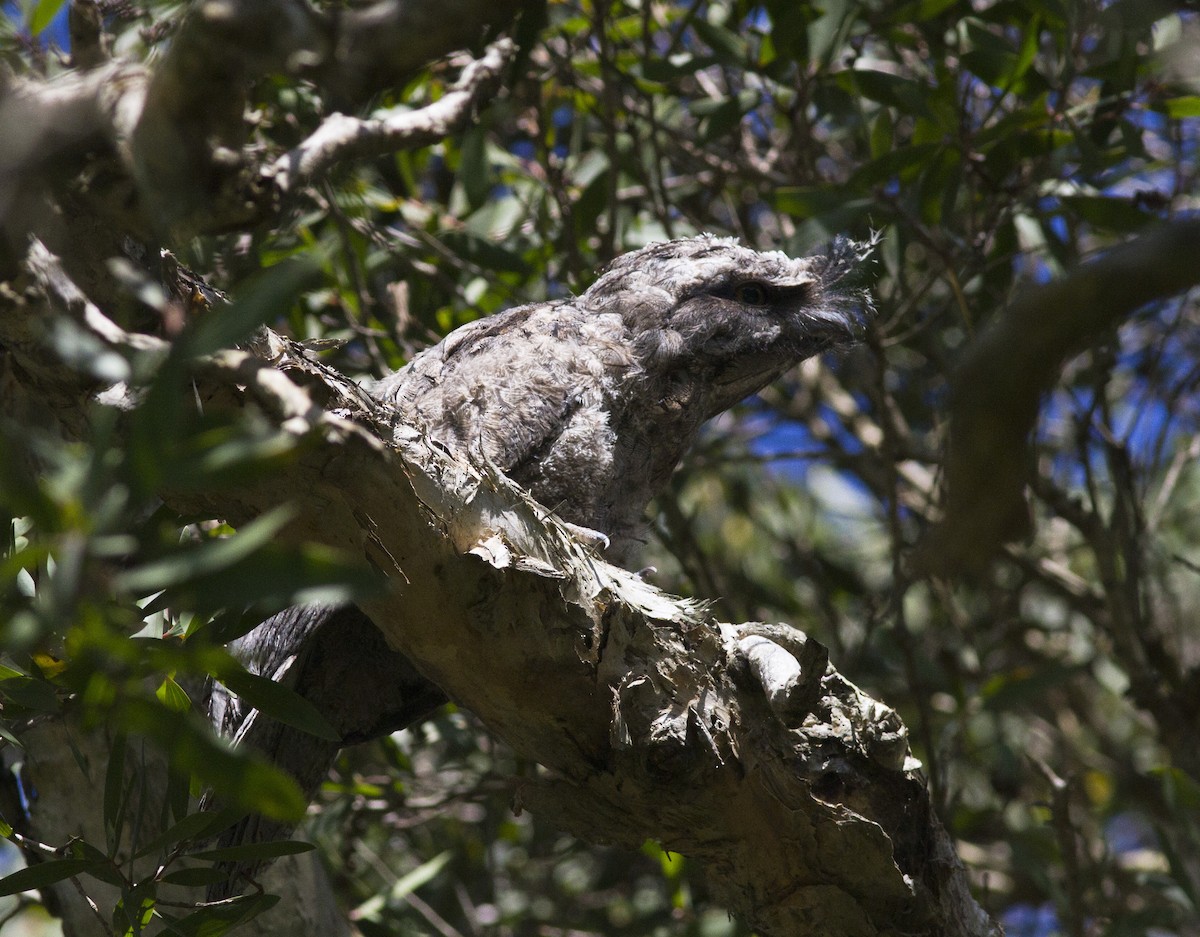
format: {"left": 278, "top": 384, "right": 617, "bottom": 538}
{"left": 2, "top": 0, "right": 1200, "bottom": 935}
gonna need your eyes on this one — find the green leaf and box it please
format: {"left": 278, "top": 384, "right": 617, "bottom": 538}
{"left": 958, "top": 17, "right": 1042, "bottom": 95}
{"left": 464, "top": 194, "right": 528, "bottom": 242}
{"left": 165, "top": 764, "right": 192, "bottom": 826}
{"left": 847, "top": 68, "right": 933, "bottom": 119}
{"left": 773, "top": 186, "right": 859, "bottom": 217}
{"left": 869, "top": 109, "right": 894, "bottom": 161}
{"left": 771, "top": 186, "right": 875, "bottom": 229}
{"left": 1154, "top": 819, "right": 1200, "bottom": 910}
{"left": 645, "top": 840, "right": 686, "bottom": 879}
{"left": 0, "top": 421, "right": 56, "bottom": 523}
{"left": 916, "top": 147, "right": 960, "bottom": 225}
{"left": 144, "top": 543, "right": 378, "bottom": 617}
{"left": 29, "top": 0, "right": 67, "bottom": 35}
{"left": 691, "top": 18, "right": 746, "bottom": 61}
{"left": 696, "top": 92, "right": 758, "bottom": 141}
{"left": 158, "top": 866, "right": 231, "bottom": 887}
{"left": 123, "top": 261, "right": 320, "bottom": 495}
{"left": 191, "top": 839, "right": 315, "bottom": 863}
{"left": 181, "top": 258, "right": 320, "bottom": 361}
{"left": 113, "top": 886, "right": 157, "bottom": 936}
{"left": 0, "top": 661, "right": 28, "bottom": 680}
{"left": 850, "top": 143, "right": 942, "bottom": 187}
{"left": 156, "top": 675, "right": 192, "bottom": 713}
{"left": 640, "top": 53, "right": 710, "bottom": 82}
{"left": 214, "top": 667, "right": 340, "bottom": 742}
{"left": 0, "top": 676, "right": 60, "bottom": 712}
{"left": 117, "top": 698, "right": 307, "bottom": 823}
{"left": 168, "top": 428, "right": 303, "bottom": 492}
{"left": 46, "top": 317, "right": 131, "bottom": 384}
{"left": 67, "top": 841, "right": 127, "bottom": 888}
{"left": 353, "top": 850, "right": 452, "bottom": 921}
{"left": 118, "top": 505, "right": 379, "bottom": 614}
{"left": 437, "top": 232, "right": 533, "bottom": 276}
{"left": 457, "top": 128, "right": 491, "bottom": 211}
{"left": 0, "top": 858, "right": 102, "bottom": 897}
{"left": 1060, "top": 194, "right": 1154, "bottom": 232}
{"left": 115, "top": 505, "right": 296, "bottom": 597}
{"left": 894, "top": 0, "right": 959, "bottom": 20}
{"left": 158, "top": 893, "right": 280, "bottom": 937}
{"left": 104, "top": 733, "right": 128, "bottom": 857}
{"left": 1159, "top": 96, "right": 1200, "bottom": 118}
{"left": 133, "top": 807, "right": 246, "bottom": 860}
{"left": 1154, "top": 765, "right": 1200, "bottom": 812}
{"left": 980, "top": 664, "right": 1083, "bottom": 711}
{"left": 203, "top": 609, "right": 267, "bottom": 646}
{"left": 805, "top": 0, "right": 853, "bottom": 64}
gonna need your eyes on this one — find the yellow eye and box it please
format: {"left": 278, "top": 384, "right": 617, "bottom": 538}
{"left": 734, "top": 282, "right": 770, "bottom": 305}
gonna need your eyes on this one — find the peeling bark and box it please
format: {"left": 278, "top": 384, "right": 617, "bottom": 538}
{"left": 2, "top": 242, "right": 1000, "bottom": 937}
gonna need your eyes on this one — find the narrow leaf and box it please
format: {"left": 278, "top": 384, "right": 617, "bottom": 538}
{"left": 0, "top": 858, "right": 101, "bottom": 897}
{"left": 1161, "top": 96, "right": 1200, "bottom": 118}
{"left": 0, "top": 676, "right": 61, "bottom": 712}
{"left": 156, "top": 675, "right": 192, "bottom": 713}
{"left": 215, "top": 668, "right": 340, "bottom": 742}
{"left": 182, "top": 259, "right": 319, "bottom": 360}
{"left": 103, "top": 733, "right": 128, "bottom": 857}
{"left": 29, "top": 0, "right": 67, "bottom": 35}
{"left": 133, "top": 807, "right": 245, "bottom": 860}
{"left": 159, "top": 867, "right": 230, "bottom": 887}
{"left": 159, "top": 893, "right": 280, "bottom": 937}
{"left": 191, "top": 839, "right": 315, "bottom": 863}
{"left": 115, "top": 505, "right": 296, "bottom": 596}
{"left": 117, "top": 698, "right": 307, "bottom": 823}
{"left": 354, "top": 850, "right": 452, "bottom": 921}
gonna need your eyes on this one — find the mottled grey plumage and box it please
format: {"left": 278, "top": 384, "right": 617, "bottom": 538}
{"left": 208, "top": 235, "right": 870, "bottom": 897}
{"left": 372, "top": 234, "right": 870, "bottom": 559}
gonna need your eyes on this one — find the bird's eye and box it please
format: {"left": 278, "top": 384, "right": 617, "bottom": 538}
{"left": 733, "top": 282, "right": 770, "bottom": 306}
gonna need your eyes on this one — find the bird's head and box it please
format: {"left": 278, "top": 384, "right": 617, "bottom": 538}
{"left": 582, "top": 234, "right": 874, "bottom": 416}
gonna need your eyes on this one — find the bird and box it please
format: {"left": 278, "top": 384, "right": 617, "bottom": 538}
{"left": 207, "top": 233, "right": 873, "bottom": 896}
{"left": 371, "top": 233, "right": 873, "bottom": 561}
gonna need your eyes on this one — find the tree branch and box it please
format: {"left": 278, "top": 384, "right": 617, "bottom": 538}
{"left": 0, "top": 0, "right": 528, "bottom": 252}
{"left": 273, "top": 38, "right": 515, "bottom": 194}
{"left": 130, "top": 0, "right": 529, "bottom": 234}
{"left": 4, "top": 242, "right": 1000, "bottom": 937}
{"left": 916, "top": 219, "right": 1200, "bottom": 575}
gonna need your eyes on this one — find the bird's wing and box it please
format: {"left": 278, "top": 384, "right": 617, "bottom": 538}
{"left": 372, "top": 302, "right": 634, "bottom": 484}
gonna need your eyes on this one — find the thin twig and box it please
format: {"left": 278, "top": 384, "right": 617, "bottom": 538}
{"left": 274, "top": 38, "right": 514, "bottom": 195}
